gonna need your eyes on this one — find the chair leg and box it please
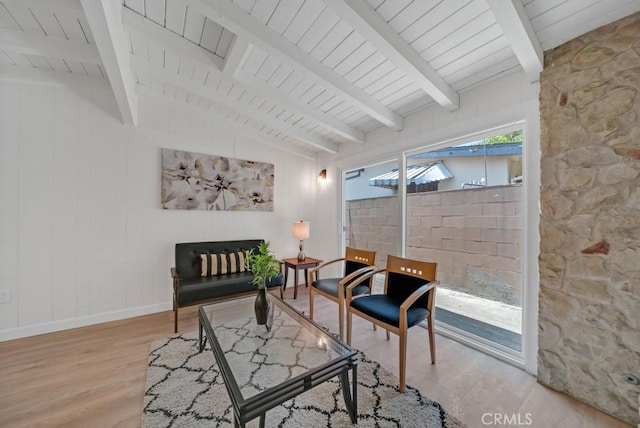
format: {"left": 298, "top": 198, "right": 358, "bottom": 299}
{"left": 428, "top": 316, "right": 436, "bottom": 364}
{"left": 338, "top": 298, "right": 344, "bottom": 340}
{"left": 174, "top": 306, "right": 178, "bottom": 333}
{"left": 309, "top": 288, "right": 314, "bottom": 321}
{"left": 399, "top": 329, "right": 407, "bottom": 393}
{"left": 386, "top": 330, "right": 390, "bottom": 340}
{"left": 372, "top": 322, "right": 377, "bottom": 331}
{"left": 346, "top": 310, "right": 352, "bottom": 345}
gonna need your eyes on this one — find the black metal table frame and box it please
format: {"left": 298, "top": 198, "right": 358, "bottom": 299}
{"left": 198, "top": 296, "right": 358, "bottom": 427}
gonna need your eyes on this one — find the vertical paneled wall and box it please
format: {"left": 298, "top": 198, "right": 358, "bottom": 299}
{"left": 0, "top": 79, "right": 316, "bottom": 338}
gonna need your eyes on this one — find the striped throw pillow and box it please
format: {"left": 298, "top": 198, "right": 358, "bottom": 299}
{"left": 201, "top": 252, "right": 248, "bottom": 277}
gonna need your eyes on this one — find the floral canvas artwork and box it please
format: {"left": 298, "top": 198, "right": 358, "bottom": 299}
{"left": 161, "top": 148, "right": 274, "bottom": 211}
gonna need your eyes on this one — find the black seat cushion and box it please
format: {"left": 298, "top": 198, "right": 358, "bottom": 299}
{"left": 312, "top": 277, "right": 370, "bottom": 298}
{"left": 350, "top": 294, "right": 429, "bottom": 328}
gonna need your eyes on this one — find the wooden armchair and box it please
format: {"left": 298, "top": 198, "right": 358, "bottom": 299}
{"left": 346, "top": 255, "right": 438, "bottom": 392}
{"left": 308, "top": 247, "right": 376, "bottom": 340}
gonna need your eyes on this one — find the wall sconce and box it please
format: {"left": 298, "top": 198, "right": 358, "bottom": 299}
{"left": 293, "top": 220, "right": 309, "bottom": 261}
{"left": 318, "top": 169, "right": 327, "bottom": 182}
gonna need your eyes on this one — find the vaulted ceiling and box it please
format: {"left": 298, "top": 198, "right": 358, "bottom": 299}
{"left": 1, "top": 0, "right": 638, "bottom": 155}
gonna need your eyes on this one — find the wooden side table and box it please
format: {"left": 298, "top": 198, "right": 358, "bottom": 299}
{"left": 281, "top": 257, "right": 322, "bottom": 299}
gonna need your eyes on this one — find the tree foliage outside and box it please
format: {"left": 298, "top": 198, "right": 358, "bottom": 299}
{"left": 462, "top": 130, "right": 523, "bottom": 147}
{"left": 483, "top": 130, "right": 522, "bottom": 145}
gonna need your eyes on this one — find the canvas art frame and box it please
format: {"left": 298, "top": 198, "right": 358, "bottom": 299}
{"left": 161, "top": 148, "right": 274, "bottom": 211}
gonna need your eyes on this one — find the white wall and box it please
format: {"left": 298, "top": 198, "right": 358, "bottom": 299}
{"left": 0, "top": 78, "right": 318, "bottom": 340}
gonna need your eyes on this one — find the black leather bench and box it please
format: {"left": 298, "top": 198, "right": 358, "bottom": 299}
{"left": 171, "top": 239, "right": 283, "bottom": 332}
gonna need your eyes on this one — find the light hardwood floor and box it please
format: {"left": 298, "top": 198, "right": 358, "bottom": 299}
{"left": 0, "top": 286, "right": 630, "bottom": 428}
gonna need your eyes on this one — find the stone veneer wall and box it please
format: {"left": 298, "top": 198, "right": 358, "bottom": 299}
{"left": 346, "top": 185, "right": 522, "bottom": 304}
{"left": 538, "top": 12, "right": 640, "bottom": 425}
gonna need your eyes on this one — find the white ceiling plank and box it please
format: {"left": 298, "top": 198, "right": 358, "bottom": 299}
{"left": 222, "top": 35, "right": 250, "bottom": 76}
{"left": 1, "top": 2, "right": 44, "bottom": 33}
{"left": 371, "top": 74, "right": 414, "bottom": 100}
{"left": 199, "top": 18, "right": 224, "bottom": 53}
{"left": 240, "top": 45, "right": 266, "bottom": 75}
{"left": 267, "top": 62, "right": 294, "bottom": 87}
{"left": 0, "top": 28, "right": 101, "bottom": 64}
{"left": 451, "top": 55, "right": 521, "bottom": 92}
{"left": 183, "top": 5, "right": 206, "bottom": 43}
{"left": 322, "top": 31, "right": 366, "bottom": 70}
{"left": 400, "top": 0, "right": 468, "bottom": 45}
{"left": 309, "top": 20, "right": 353, "bottom": 62}
{"left": 282, "top": 1, "right": 326, "bottom": 44}
{"left": 144, "top": 0, "right": 165, "bottom": 25}
{"left": 389, "top": 0, "right": 439, "bottom": 34}
{"left": 47, "top": 9, "right": 89, "bottom": 42}
{"left": 123, "top": 0, "right": 145, "bottom": 15}
{"left": 429, "top": 25, "right": 505, "bottom": 69}
{"left": 375, "top": 0, "right": 413, "bottom": 21}
{"left": 296, "top": 7, "right": 340, "bottom": 53}
{"left": 233, "top": 0, "right": 257, "bottom": 14}
{"left": 133, "top": 56, "right": 338, "bottom": 153}
{"left": 412, "top": 2, "right": 491, "bottom": 54}
{"left": 534, "top": 0, "right": 640, "bottom": 50}
{"left": 136, "top": 83, "right": 316, "bottom": 160}
{"left": 255, "top": 55, "right": 281, "bottom": 81}
{"left": 266, "top": 0, "right": 305, "bottom": 35}
{"left": 2, "top": 0, "right": 83, "bottom": 13}
{"left": 323, "top": 0, "right": 459, "bottom": 111}
{"left": 216, "top": 29, "right": 235, "bottom": 57}
{"left": 353, "top": 59, "right": 395, "bottom": 89}
{"left": 486, "top": 0, "right": 543, "bottom": 83}
{"left": 164, "top": 0, "right": 187, "bottom": 34}
{"left": 80, "top": 0, "right": 137, "bottom": 125}
{"left": 190, "top": 0, "right": 404, "bottom": 130}
{"left": 332, "top": 40, "right": 376, "bottom": 75}
{"left": 380, "top": 81, "right": 422, "bottom": 105}
{"left": 248, "top": 0, "right": 279, "bottom": 24}
{"left": 0, "top": 62, "right": 106, "bottom": 85}
{"left": 363, "top": 67, "right": 405, "bottom": 96}
{"left": 122, "top": 8, "right": 224, "bottom": 72}
{"left": 27, "top": 8, "right": 67, "bottom": 38}
{"left": 438, "top": 36, "right": 510, "bottom": 78}
{"left": 416, "top": 8, "right": 495, "bottom": 58}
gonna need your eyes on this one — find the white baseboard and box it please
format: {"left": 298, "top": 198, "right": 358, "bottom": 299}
{"left": 0, "top": 302, "right": 173, "bottom": 342}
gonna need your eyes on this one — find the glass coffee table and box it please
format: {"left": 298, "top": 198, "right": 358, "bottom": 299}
{"left": 198, "top": 295, "right": 358, "bottom": 427}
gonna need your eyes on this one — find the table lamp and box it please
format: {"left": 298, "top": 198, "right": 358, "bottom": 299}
{"left": 293, "top": 220, "right": 309, "bottom": 261}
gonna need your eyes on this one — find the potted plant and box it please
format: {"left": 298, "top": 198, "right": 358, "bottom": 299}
{"left": 245, "top": 241, "right": 280, "bottom": 325}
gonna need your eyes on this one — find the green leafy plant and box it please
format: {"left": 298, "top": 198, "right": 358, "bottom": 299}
{"left": 245, "top": 241, "right": 280, "bottom": 289}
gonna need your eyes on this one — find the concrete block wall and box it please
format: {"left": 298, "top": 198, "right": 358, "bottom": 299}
{"left": 346, "top": 184, "right": 522, "bottom": 305}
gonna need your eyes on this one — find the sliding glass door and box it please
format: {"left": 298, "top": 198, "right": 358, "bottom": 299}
{"left": 405, "top": 130, "right": 524, "bottom": 356}
{"left": 340, "top": 128, "right": 525, "bottom": 361}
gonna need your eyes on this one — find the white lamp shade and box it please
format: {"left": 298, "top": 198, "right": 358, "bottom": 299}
{"left": 293, "top": 221, "right": 310, "bottom": 239}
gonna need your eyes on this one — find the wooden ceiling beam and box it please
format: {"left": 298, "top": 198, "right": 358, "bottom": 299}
{"left": 80, "top": 0, "right": 137, "bottom": 125}
{"left": 323, "top": 0, "right": 459, "bottom": 112}
{"left": 132, "top": 57, "right": 338, "bottom": 154}
{"left": 222, "top": 35, "right": 250, "bottom": 77}
{"left": 122, "top": 8, "right": 224, "bottom": 72}
{"left": 136, "top": 84, "right": 316, "bottom": 160}
{"left": 234, "top": 69, "right": 365, "bottom": 144}
{"left": 190, "top": 0, "right": 404, "bottom": 131}
{"left": 122, "top": 10, "right": 363, "bottom": 144}
{"left": 486, "top": 0, "right": 543, "bottom": 82}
